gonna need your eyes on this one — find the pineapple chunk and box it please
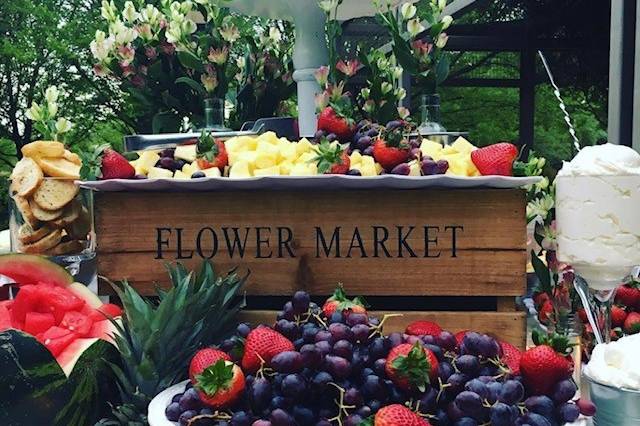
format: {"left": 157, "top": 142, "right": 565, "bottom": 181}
{"left": 350, "top": 151, "right": 363, "bottom": 166}
{"left": 229, "top": 161, "right": 252, "bottom": 178}
{"left": 442, "top": 145, "right": 458, "bottom": 155}
{"left": 280, "top": 143, "right": 298, "bottom": 162}
{"left": 279, "top": 161, "right": 294, "bottom": 175}
{"left": 136, "top": 151, "right": 160, "bottom": 174}
{"left": 445, "top": 154, "right": 468, "bottom": 176}
{"left": 420, "top": 140, "right": 443, "bottom": 160}
{"left": 450, "top": 137, "right": 476, "bottom": 154}
{"left": 375, "top": 162, "right": 384, "bottom": 175}
{"left": 360, "top": 155, "right": 375, "bottom": 167}
{"left": 296, "top": 138, "right": 313, "bottom": 156}
{"left": 256, "top": 139, "right": 280, "bottom": 155}
{"left": 360, "top": 164, "right": 378, "bottom": 177}
{"left": 147, "top": 167, "right": 173, "bottom": 179}
{"left": 173, "top": 170, "right": 190, "bottom": 180}
{"left": 408, "top": 160, "right": 421, "bottom": 176}
{"left": 227, "top": 151, "right": 241, "bottom": 166}
{"left": 255, "top": 152, "right": 277, "bottom": 169}
{"left": 297, "top": 152, "right": 316, "bottom": 164}
{"left": 174, "top": 145, "right": 197, "bottom": 162}
{"left": 237, "top": 151, "right": 258, "bottom": 166}
{"left": 258, "top": 132, "right": 280, "bottom": 145}
{"left": 182, "top": 162, "right": 199, "bottom": 176}
{"left": 202, "top": 167, "right": 221, "bottom": 177}
{"left": 254, "top": 166, "right": 281, "bottom": 176}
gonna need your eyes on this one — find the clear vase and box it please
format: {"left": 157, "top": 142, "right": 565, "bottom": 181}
{"left": 418, "top": 94, "right": 447, "bottom": 135}
{"left": 202, "top": 97, "right": 229, "bottom": 131}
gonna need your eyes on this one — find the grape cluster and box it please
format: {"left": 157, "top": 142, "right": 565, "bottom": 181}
{"left": 313, "top": 130, "right": 339, "bottom": 145}
{"left": 152, "top": 148, "right": 186, "bottom": 173}
{"left": 165, "top": 291, "right": 586, "bottom": 426}
{"left": 351, "top": 121, "right": 383, "bottom": 156}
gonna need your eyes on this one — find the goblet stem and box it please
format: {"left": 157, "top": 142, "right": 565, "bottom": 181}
{"left": 574, "top": 276, "right": 617, "bottom": 344}
{"left": 574, "top": 276, "right": 603, "bottom": 344}
{"left": 594, "top": 288, "right": 616, "bottom": 343}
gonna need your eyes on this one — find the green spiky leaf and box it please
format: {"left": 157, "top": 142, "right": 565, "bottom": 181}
{"left": 391, "top": 341, "right": 431, "bottom": 391}
{"left": 195, "top": 359, "right": 234, "bottom": 396}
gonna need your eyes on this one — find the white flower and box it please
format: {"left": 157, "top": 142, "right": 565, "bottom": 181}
{"left": 392, "top": 66, "right": 403, "bottom": 79}
{"left": 180, "top": 18, "right": 197, "bottom": 36}
{"left": 48, "top": 101, "right": 58, "bottom": 118}
{"left": 395, "top": 87, "right": 407, "bottom": 100}
{"left": 269, "top": 27, "right": 282, "bottom": 43}
{"left": 110, "top": 20, "right": 138, "bottom": 45}
{"left": 138, "top": 23, "right": 153, "bottom": 41}
{"left": 25, "top": 102, "right": 43, "bottom": 122}
{"left": 122, "top": 1, "right": 139, "bottom": 23}
{"left": 438, "top": 0, "right": 447, "bottom": 11}
{"left": 381, "top": 82, "right": 393, "bottom": 95}
{"left": 236, "top": 56, "right": 245, "bottom": 69}
{"left": 435, "top": 32, "right": 449, "bottom": 48}
{"left": 201, "top": 73, "right": 218, "bottom": 92}
{"left": 526, "top": 195, "right": 554, "bottom": 221}
{"left": 407, "top": 18, "right": 425, "bottom": 37}
{"left": 441, "top": 15, "right": 453, "bottom": 30}
{"left": 376, "top": 56, "right": 388, "bottom": 69}
{"left": 45, "top": 86, "right": 59, "bottom": 104}
{"left": 140, "top": 5, "right": 163, "bottom": 27}
{"left": 318, "top": 0, "right": 339, "bottom": 12}
{"left": 165, "top": 24, "right": 182, "bottom": 44}
{"left": 101, "top": 0, "right": 118, "bottom": 22}
{"left": 55, "top": 118, "right": 73, "bottom": 134}
{"left": 360, "top": 87, "right": 370, "bottom": 99}
{"left": 400, "top": 3, "right": 417, "bottom": 20}
{"left": 220, "top": 23, "right": 240, "bottom": 43}
{"left": 535, "top": 176, "right": 550, "bottom": 191}
{"left": 91, "top": 30, "right": 115, "bottom": 61}
{"left": 397, "top": 106, "right": 410, "bottom": 120}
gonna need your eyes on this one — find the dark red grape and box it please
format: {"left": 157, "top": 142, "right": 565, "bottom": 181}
{"left": 179, "top": 388, "right": 201, "bottom": 411}
{"left": 292, "top": 406, "right": 314, "bottom": 425}
{"left": 300, "top": 344, "right": 322, "bottom": 368}
{"left": 576, "top": 398, "right": 596, "bottom": 416}
{"left": 315, "top": 340, "right": 332, "bottom": 357}
{"left": 333, "top": 339, "right": 353, "bottom": 360}
{"left": 390, "top": 163, "right": 411, "bottom": 175}
{"left": 455, "top": 391, "right": 483, "bottom": 418}
{"left": 373, "top": 358, "right": 386, "bottom": 376}
{"left": 436, "top": 160, "right": 449, "bottom": 174}
{"left": 552, "top": 379, "right": 577, "bottom": 403}
{"left": 438, "top": 361, "right": 454, "bottom": 382}
{"left": 281, "top": 373, "right": 306, "bottom": 397}
{"left": 329, "top": 323, "right": 354, "bottom": 342}
{"left": 159, "top": 157, "right": 177, "bottom": 171}
{"left": 498, "top": 380, "right": 524, "bottom": 405}
{"left": 292, "top": 291, "right": 310, "bottom": 314}
{"left": 270, "top": 408, "right": 295, "bottom": 426}
{"left": 165, "top": 402, "right": 181, "bottom": 421}
{"left": 191, "top": 171, "right": 205, "bottom": 178}
{"left": 489, "top": 402, "right": 516, "bottom": 426}
{"left": 250, "top": 378, "right": 272, "bottom": 411}
{"left": 524, "top": 395, "right": 554, "bottom": 418}
{"left": 315, "top": 330, "right": 334, "bottom": 344}
{"left": 231, "top": 411, "right": 252, "bottom": 426}
{"left": 272, "top": 351, "right": 304, "bottom": 373}
{"left": 437, "top": 331, "right": 457, "bottom": 351}
{"left": 388, "top": 332, "right": 404, "bottom": 348}
{"left": 410, "top": 147, "right": 421, "bottom": 160}
{"left": 344, "top": 387, "right": 363, "bottom": 406}
{"left": 464, "top": 379, "right": 489, "bottom": 399}
{"left": 456, "top": 355, "right": 480, "bottom": 377}
{"left": 351, "top": 324, "right": 370, "bottom": 342}
{"left": 179, "top": 410, "right": 199, "bottom": 425}
{"left": 324, "top": 355, "right": 352, "bottom": 379}
{"left": 346, "top": 169, "right": 362, "bottom": 176}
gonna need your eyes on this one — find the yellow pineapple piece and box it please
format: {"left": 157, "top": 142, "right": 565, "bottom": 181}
{"left": 237, "top": 151, "right": 259, "bottom": 166}
{"left": 137, "top": 151, "right": 160, "bottom": 175}
{"left": 296, "top": 138, "right": 313, "bottom": 156}
{"left": 290, "top": 163, "right": 314, "bottom": 176}
{"left": 408, "top": 160, "right": 421, "bottom": 176}
{"left": 255, "top": 151, "right": 277, "bottom": 169}
{"left": 360, "top": 163, "right": 378, "bottom": 177}
{"left": 173, "top": 170, "right": 190, "bottom": 180}
{"left": 297, "top": 152, "right": 316, "bottom": 164}
{"left": 361, "top": 155, "right": 375, "bottom": 167}
{"left": 420, "top": 140, "right": 443, "bottom": 160}
{"left": 280, "top": 143, "right": 298, "bottom": 162}
{"left": 450, "top": 137, "right": 476, "bottom": 154}
{"left": 174, "top": 145, "right": 197, "bottom": 162}
{"left": 375, "top": 162, "right": 384, "bottom": 175}
{"left": 442, "top": 145, "right": 458, "bottom": 155}
{"left": 258, "top": 132, "right": 280, "bottom": 145}
{"left": 182, "top": 162, "right": 199, "bottom": 176}
{"left": 147, "top": 167, "right": 173, "bottom": 179}
{"left": 350, "top": 151, "right": 363, "bottom": 166}
{"left": 279, "top": 161, "right": 294, "bottom": 175}
{"left": 445, "top": 154, "right": 468, "bottom": 176}
{"left": 254, "top": 166, "right": 281, "bottom": 177}
{"left": 202, "top": 167, "right": 222, "bottom": 177}
{"left": 229, "top": 161, "right": 252, "bottom": 178}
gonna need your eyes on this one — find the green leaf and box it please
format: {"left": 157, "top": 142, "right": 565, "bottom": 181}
{"left": 177, "top": 50, "right": 204, "bottom": 72}
{"left": 531, "top": 251, "right": 552, "bottom": 295}
{"left": 194, "top": 359, "right": 234, "bottom": 396}
{"left": 435, "top": 54, "right": 450, "bottom": 85}
{"left": 390, "top": 341, "right": 431, "bottom": 390}
{"left": 175, "top": 76, "right": 206, "bottom": 96}
{"left": 152, "top": 111, "right": 181, "bottom": 134}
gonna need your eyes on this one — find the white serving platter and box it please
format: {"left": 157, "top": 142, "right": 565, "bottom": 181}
{"left": 79, "top": 175, "right": 542, "bottom": 192}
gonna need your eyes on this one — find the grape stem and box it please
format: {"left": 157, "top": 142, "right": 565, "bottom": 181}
{"left": 328, "top": 382, "right": 355, "bottom": 426}
{"left": 368, "top": 313, "right": 403, "bottom": 338}
{"left": 254, "top": 354, "right": 275, "bottom": 379}
{"left": 186, "top": 411, "right": 232, "bottom": 426}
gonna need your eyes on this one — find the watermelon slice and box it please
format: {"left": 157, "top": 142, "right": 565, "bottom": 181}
{"left": 60, "top": 311, "right": 93, "bottom": 337}
{"left": 0, "top": 302, "right": 11, "bottom": 331}
{"left": 36, "top": 285, "right": 85, "bottom": 323}
{"left": 42, "top": 326, "right": 77, "bottom": 357}
{"left": 11, "top": 285, "right": 39, "bottom": 324}
{"left": 24, "top": 312, "right": 55, "bottom": 335}
{"left": 88, "top": 303, "right": 123, "bottom": 322}
{"left": 0, "top": 254, "right": 73, "bottom": 287}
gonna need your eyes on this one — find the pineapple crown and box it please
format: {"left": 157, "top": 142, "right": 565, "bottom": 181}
{"left": 532, "top": 329, "right": 575, "bottom": 355}
{"left": 197, "top": 130, "right": 221, "bottom": 161}
{"left": 311, "top": 139, "right": 348, "bottom": 174}
{"left": 391, "top": 341, "right": 432, "bottom": 391}
{"left": 195, "top": 359, "right": 234, "bottom": 396}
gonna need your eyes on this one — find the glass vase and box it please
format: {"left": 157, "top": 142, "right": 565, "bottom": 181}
{"left": 202, "top": 97, "right": 229, "bottom": 131}
{"left": 418, "top": 94, "right": 447, "bottom": 135}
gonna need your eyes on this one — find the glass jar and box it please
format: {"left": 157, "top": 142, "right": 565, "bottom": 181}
{"left": 9, "top": 181, "right": 96, "bottom": 277}
{"left": 418, "top": 94, "right": 447, "bottom": 135}
{"left": 203, "top": 97, "right": 228, "bottom": 131}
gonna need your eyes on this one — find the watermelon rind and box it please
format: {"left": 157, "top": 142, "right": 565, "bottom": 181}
{"left": 68, "top": 282, "right": 103, "bottom": 309}
{"left": 0, "top": 254, "right": 73, "bottom": 287}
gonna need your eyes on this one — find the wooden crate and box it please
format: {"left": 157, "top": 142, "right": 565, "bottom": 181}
{"left": 95, "top": 188, "right": 527, "bottom": 347}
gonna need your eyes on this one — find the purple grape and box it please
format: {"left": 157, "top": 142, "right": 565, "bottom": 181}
{"left": 314, "top": 130, "right": 326, "bottom": 140}
{"left": 455, "top": 391, "right": 483, "bottom": 417}
{"left": 456, "top": 355, "right": 480, "bottom": 377}
{"left": 326, "top": 133, "right": 338, "bottom": 142}
{"left": 421, "top": 158, "right": 438, "bottom": 175}
{"left": 236, "top": 323, "right": 251, "bottom": 338}
{"left": 356, "top": 136, "right": 373, "bottom": 150}
{"left": 315, "top": 330, "right": 334, "bottom": 344}
{"left": 200, "top": 407, "right": 214, "bottom": 415}
{"left": 329, "top": 311, "right": 343, "bottom": 324}
{"left": 485, "top": 382, "right": 502, "bottom": 404}
{"left": 498, "top": 380, "right": 524, "bottom": 405}
{"left": 362, "top": 374, "right": 386, "bottom": 400}
{"left": 250, "top": 378, "right": 272, "bottom": 410}
{"left": 293, "top": 338, "right": 305, "bottom": 349}
{"left": 447, "top": 373, "right": 470, "bottom": 394}
{"left": 346, "top": 313, "right": 368, "bottom": 326}
{"left": 437, "top": 331, "right": 457, "bottom": 351}
{"left": 191, "top": 171, "right": 205, "bottom": 178}
{"left": 252, "top": 421, "right": 271, "bottom": 426}
{"left": 231, "top": 411, "right": 252, "bottom": 426}
{"left": 406, "top": 335, "right": 422, "bottom": 345}
{"left": 179, "top": 410, "right": 199, "bottom": 425}
{"left": 389, "top": 386, "right": 404, "bottom": 403}
{"left": 344, "top": 414, "right": 363, "bottom": 426}
{"left": 302, "top": 325, "right": 320, "bottom": 343}
{"left": 178, "top": 388, "right": 201, "bottom": 411}
{"left": 386, "top": 120, "right": 402, "bottom": 130}
{"left": 324, "top": 355, "right": 352, "bottom": 379}
{"left": 270, "top": 408, "right": 296, "bottom": 426}
{"left": 333, "top": 339, "right": 354, "bottom": 360}
{"left": 576, "top": 398, "right": 596, "bottom": 416}
{"left": 346, "top": 169, "right": 362, "bottom": 176}
{"left": 282, "top": 301, "right": 295, "bottom": 320}
{"left": 368, "top": 337, "right": 389, "bottom": 359}
{"left": 524, "top": 395, "right": 554, "bottom": 417}
{"left": 351, "top": 324, "right": 370, "bottom": 342}
{"left": 447, "top": 401, "right": 465, "bottom": 421}
{"left": 293, "top": 406, "right": 314, "bottom": 425}
{"left": 489, "top": 402, "right": 516, "bottom": 426}
{"left": 424, "top": 344, "right": 443, "bottom": 361}
{"left": 461, "top": 332, "right": 482, "bottom": 355}
{"left": 329, "top": 323, "right": 354, "bottom": 342}
{"left": 434, "top": 409, "right": 449, "bottom": 426}
{"left": 438, "top": 361, "right": 454, "bottom": 381}
{"left": 272, "top": 351, "right": 304, "bottom": 373}
{"left": 390, "top": 163, "right": 410, "bottom": 175}
{"left": 275, "top": 319, "right": 299, "bottom": 340}
{"left": 552, "top": 379, "right": 578, "bottom": 403}
{"left": 418, "top": 387, "right": 437, "bottom": 412}
{"left": 357, "top": 406, "right": 372, "bottom": 418}
{"left": 478, "top": 364, "right": 499, "bottom": 377}
{"left": 160, "top": 148, "right": 175, "bottom": 158}
{"left": 316, "top": 421, "right": 332, "bottom": 426}
{"left": 281, "top": 373, "right": 306, "bottom": 397}
{"left": 388, "top": 332, "right": 404, "bottom": 348}
{"left": 311, "top": 371, "right": 333, "bottom": 390}
{"left": 366, "top": 128, "right": 379, "bottom": 137}
{"left": 351, "top": 350, "right": 366, "bottom": 374}
{"left": 270, "top": 396, "right": 292, "bottom": 410}
{"left": 172, "top": 393, "right": 183, "bottom": 403}
{"left": 363, "top": 146, "right": 374, "bottom": 156}
{"left": 421, "top": 335, "right": 436, "bottom": 345}
{"left": 520, "top": 412, "right": 553, "bottom": 426}
{"left": 454, "top": 418, "right": 477, "bottom": 426}
{"left": 344, "top": 387, "right": 363, "bottom": 406}
{"left": 159, "top": 157, "right": 177, "bottom": 171}
{"left": 165, "top": 402, "right": 181, "bottom": 421}
{"left": 373, "top": 358, "right": 386, "bottom": 376}
{"left": 292, "top": 291, "right": 310, "bottom": 314}
{"left": 315, "top": 340, "right": 332, "bottom": 356}
{"left": 464, "top": 379, "right": 489, "bottom": 399}
{"left": 477, "top": 335, "right": 500, "bottom": 358}
{"left": 300, "top": 344, "right": 322, "bottom": 368}
{"left": 436, "top": 159, "right": 449, "bottom": 174}
{"left": 410, "top": 147, "right": 421, "bottom": 160}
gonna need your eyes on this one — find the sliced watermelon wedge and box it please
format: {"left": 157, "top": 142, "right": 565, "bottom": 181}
{"left": 24, "top": 312, "right": 55, "bottom": 335}
{"left": 11, "top": 285, "right": 39, "bottom": 324}
{"left": 0, "top": 302, "right": 11, "bottom": 332}
{"left": 60, "top": 311, "right": 93, "bottom": 337}
{"left": 0, "top": 254, "right": 73, "bottom": 287}
{"left": 42, "top": 326, "right": 77, "bottom": 357}
{"left": 88, "top": 303, "right": 123, "bottom": 322}
{"left": 36, "top": 285, "right": 85, "bottom": 323}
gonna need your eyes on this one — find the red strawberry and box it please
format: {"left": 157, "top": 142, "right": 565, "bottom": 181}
{"left": 624, "top": 312, "right": 640, "bottom": 334}
{"left": 312, "top": 140, "right": 351, "bottom": 174}
{"left": 611, "top": 306, "right": 628, "bottom": 327}
{"left": 190, "top": 357, "right": 245, "bottom": 408}
{"left": 189, "top": 348, "right": 231, "bottom": 382}
{"left": 372, "top": 139, "right": 409, "bottom": 171}
{"left": 470, "top": 142, "right": 519, "bottom": 176}
{"left": 520, "top": 333, "right": 573, "bottom": 395}
{"left": 375, "top": 404, "right": 431, "bottom": 426}
{"left": 196, "top": 133, "right": 228, "bottom": 170}
{"left": 615, "top": 282, "right": 640, "bottom": 309}
{"left": 454, "top": 330, "right": 470, "bottom": 347}
{"left": 101, "top": 148, "right": 135, "bottom": 180}
{"left": 317, "top": 107, "right": 355, "bottom": 142}
{"left": 322, "top": 286, "right": 367, "bottom": 318}
{"left": 537, "top": 300, "right": 553, "bottom": 324}
{"left": 385, "top": 342, "right": 439, "bottom": 392}
{"left": 405, "top": 321, "right": 442, "bottom": 337}
{"left": 499, "top": 341, "right": 522, "bottom": 375}
{"left": 241, "top": 326, "right": 294, "bottom": 373}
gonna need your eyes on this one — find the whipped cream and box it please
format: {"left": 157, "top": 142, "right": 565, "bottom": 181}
{"left": 585, "top": 333, "right": 640, "bottom": 391}
{"left": 557, "top": 143, "right": 640, "bottom": 177}
{"left": 556, "top": 144, "right": 640, "bottom": 287}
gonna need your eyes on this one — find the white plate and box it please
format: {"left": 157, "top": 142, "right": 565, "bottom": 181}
{"left": 148, "top": 380, "right": 189, "bottom": 426}
{"left": 79, "top": 175, "right": 542, "bottom": 192}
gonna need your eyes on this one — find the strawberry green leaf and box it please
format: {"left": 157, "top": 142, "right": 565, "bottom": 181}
{"left": 358, "top": 416, "right": 374, "bottom": 426}
{"left": 194, "top": 359, "right": 234, "bottom": 396}
{"left": 391, "top": 342, "right": 431, "bottom": 391}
